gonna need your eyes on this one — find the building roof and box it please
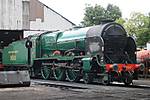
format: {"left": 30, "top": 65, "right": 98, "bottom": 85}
{"left": 38, "top": 0, "right": 76, "bottom": 26}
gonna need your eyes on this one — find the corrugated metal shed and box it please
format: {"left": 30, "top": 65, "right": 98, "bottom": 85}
{"left": 0, "top": 0, "right": 75, "bottom": 31}
{"left": 0, "top": 0, "right": 76, "bottom": 48}
{"left": 0, "top": 0, "right": 23, "bottom": 30}
{"left": 29, "top": 0, "right": 75, "bottom": 31}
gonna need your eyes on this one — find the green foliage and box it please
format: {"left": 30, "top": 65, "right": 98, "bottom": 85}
{"left": 82, "top": 4, "right": 122, "bottom": 27}
{"left": 82, "top": 4, "right": 150, "bottom": 46}
{"left": 115, "top": 18, "right": 126, "bottom": 25}
{"left": 123, "top": 12, "right": 150, "bottom": 46}
{"left": 137, "top": 31, "right": 150, "bottom": 46}
{"left": 82, "top": 4, "right": 105, "bottom": 26}
{"left": 106, "top": 4, "right": 122, "bottom": 20}
{"left": 124, "top": 13, "right": 149, "bottom": 35}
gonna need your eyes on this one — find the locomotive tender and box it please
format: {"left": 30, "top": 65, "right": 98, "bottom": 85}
{"left": 2, "top": 21, "right": 140, "bottom": 85}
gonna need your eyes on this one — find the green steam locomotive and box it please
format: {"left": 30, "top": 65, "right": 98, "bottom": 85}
{"left": 2, "top": 21, "right": 141, "bottom": 85}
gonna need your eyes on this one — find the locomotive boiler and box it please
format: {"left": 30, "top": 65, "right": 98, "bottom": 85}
{"left": 2, "top": 21, "right": 140, "bottom": 85}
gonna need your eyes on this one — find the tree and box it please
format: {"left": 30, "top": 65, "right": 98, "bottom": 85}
{"left": 123, "top": 12, "right": 150, "bottom": 46}
{"left": 81, "top": 4, "right": 105, "bottom": 26}
{"left": 115, "top": 17, "right": 126, "bottom": 25}
{"left": 137, "top": 31, "right": 150, "bottom": 46}
{"left": 81, "top": 4, "right": 122, "bottom": 27}
{"left": 106, "top": 4, "right": 122, "bottom": 20}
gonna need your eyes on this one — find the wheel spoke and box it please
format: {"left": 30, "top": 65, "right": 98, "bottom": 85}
{"left": 123, "top": 71, "right": 133, "bottom": 85}
{"left": 41, "top": 66, "right": 52, "bottom": 80}
{"left": 83, "top": 73, "right": 93, "bottom": 84}
{"left": 66, "top": 68, "right": 80, "bottom": 82}
{"left": 53, "top": 67, "right": 66, "bottom": 81}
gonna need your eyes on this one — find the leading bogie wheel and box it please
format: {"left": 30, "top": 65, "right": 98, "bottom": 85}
{"left": 83, "top": 72, "right": 93, "bottom": 84}
{"left": 123, "top": 71, "right": 133, "bottom": 86}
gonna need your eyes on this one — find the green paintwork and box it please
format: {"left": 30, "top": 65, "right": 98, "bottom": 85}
{"left": 1, "top": 22, "right": 135, "bottom": 85}
{"left": 2, "top": 26, "right": 105, "bottom": 82}
{"left": 2, "top": 40, "right": 28, "bottom": 65}
{"left": 41, "top": 65, "right": 52, "bottom": 80}
{"left": 39, "top": 27, "right": 90, "bottom": 58}
{"left": 53, "top": 67, "right": 66, "bottom": 81}
{"left": 31, "top": 36, "right": 39, "bottom": 60}
{"left": 32, "top": 27, "right": 92, "bottom": 61}
{"left": 66, "top": 68, "right": 80, "bottom": 82}
{"left": 57, "top": 27, "right": 89, "bottom": 42}
{"left": 2, "top": 35, "right": 38, "bottom": 66}
{"left": 57, "top": 28, "right": 89, "bottom": 51}
{"left": 34, "top": 55, "right": 75, "bottom": 61}
{"left": 82, "top": 57, "right": 92, "bottom": 72}
{"left": 40, "top": 32, "right": 58, "bottom": 57}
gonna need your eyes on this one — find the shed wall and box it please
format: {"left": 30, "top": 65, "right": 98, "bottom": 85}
{"left": 0, "top": 0, "right": 23, "bottom": 30}
{"left": 0, "top": 0, "right": 75, "bottom": 39}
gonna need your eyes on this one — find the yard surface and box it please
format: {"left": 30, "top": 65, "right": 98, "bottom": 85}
{"left": 0, "top": 79, "right": 150, "bottom": 100}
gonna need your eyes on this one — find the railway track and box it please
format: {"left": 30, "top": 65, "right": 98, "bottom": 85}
{"left": 31, "top": 79, "right": 150, "bottom": 90}
{"left": 32, "top": 79, "right": 88, "bottom": 89}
